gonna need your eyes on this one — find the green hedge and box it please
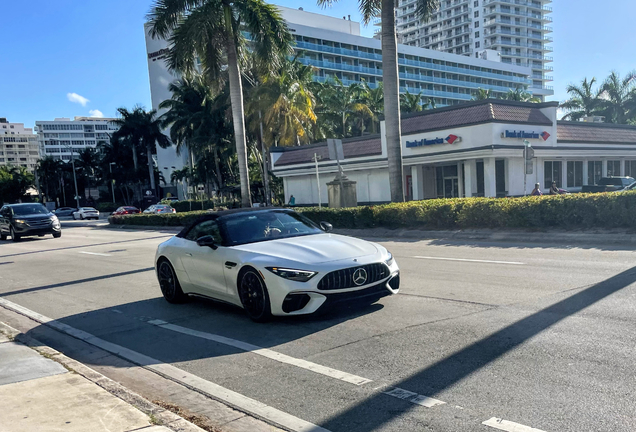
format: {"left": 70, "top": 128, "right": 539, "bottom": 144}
{"left": 108, "top": 192, "right": 636, "bottom": 230}
{"left": 170, "top": 200, "right": 238, "bottom": 213}
{"left": 108, "top": 210, "right": 214, "bottom": 227}
{"left": 297, "top": 192, "right": 636, "bottom": 230}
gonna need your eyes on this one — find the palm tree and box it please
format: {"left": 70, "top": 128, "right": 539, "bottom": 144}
{"left": 597, "top": 71, "right": 636, "bottom": 124}
{"left": 36, "top": 157, "right": 63, "bottom": 202}
{"left": 159, "top": 74, "right": 232, "bottom": 193}
{"left": 147, "top": 0, "right": 293, "bottom": 208}
{"left": 112, "top": 106, "right": 170, "bottom": 197}
{"left": 501, "top": 88, "right": 540, "bottom": 102}
{"left": 473, "top": 88, "right": 493, "bottom": 100}
{"left": 76, "top": 147, "right": 99, "bottom": 191}
{"left": 318, "top": 0, "right": 439, "bottom": 202}
{"left": 318, "top": 76, "right": 372, "bottom": 138}
{"left": 559, "top": 78, "right": 602, "bottom": 121}
{"left": 360, "top": 80, "right": 383, "bottom": 134}
{"left": 400, "top": 91, "right": 423, "bottom": 113}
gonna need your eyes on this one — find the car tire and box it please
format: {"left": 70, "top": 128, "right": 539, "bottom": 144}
{"left": 0, "top": 231, "right": 6, "bottom": 241}
{"left": 10, "top": 227, "right": 20, "bottom": 242}
{"left": 73, "top": 214, "right": 76, "bottom": 220}
{"left": 238, "top": 267, "right": 272, "bottom": 323}
{"left": 157, "top": 259, "right": 187, "bottom": 304}
{"left": 53, "top": 232, "right": 61, "bottom": 238}
{"left": 80, "top": 214, "right": 84, "bottom": 220}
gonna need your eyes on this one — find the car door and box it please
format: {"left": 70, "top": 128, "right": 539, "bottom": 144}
{"left": 180, "top": 219, "right": 228, "bottom": 296}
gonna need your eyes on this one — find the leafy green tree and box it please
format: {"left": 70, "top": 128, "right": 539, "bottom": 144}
{"left": 473, "top": 88, "right": 493, "bottom": 101}
{"left": 112, "top": 106, "right": 171, "bottom": 196}
{"left": 400, "top": 91, "right": 423, "bottom": 113}
{"left": 560, "top": 77, "right": 602, "bottom": 121}
{"left": 360, "top": 80, "right": 384, "bottom": 134}
{"left": 36, "top": 157, "right": 63, "bottom": 202}
{"left": 597, "top": 71, "right": 636, "bottom": 124}
{"left": 318, "top": 0, "right": 439, "bottom": 202}
{"left": 501, "top": 88, "right": 540, "bottom": 102}
{"left": 316, "top": 76, "right": 372, "bottom": 138}
{"left": 148, "top": 0, "right": 293, "bottom": 207}
{"left": 0, "top": 166, "right": 34, "bottom": 204}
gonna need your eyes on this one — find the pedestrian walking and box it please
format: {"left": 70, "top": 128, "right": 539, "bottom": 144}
{"left": 288, "top": 195, "right": 295, "bottom": 206}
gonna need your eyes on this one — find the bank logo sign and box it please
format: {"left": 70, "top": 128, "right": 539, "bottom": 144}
{"left": 406, "top": 134, "right": 461, "bottom": 148}
{"left": 502, "top": 130, "right": 551, "bottom": 141}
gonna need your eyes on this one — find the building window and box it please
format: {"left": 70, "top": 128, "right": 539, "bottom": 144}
{"left": 607, "top": 160, "right": 621, "bottom": 177}
{"left": 475, "top": 21, "right": 479, "bottom": 28}
{"left": 625, "top": 160, "right": 636, "bottom": 177}
{"left": 475, "top": 31, "right": 480, "bottom": 38}
{"left": 475, "top": 41, "right": 480, "bottom": 48}
{"left": 474, "top": 11, "right": 479, "bottom": 17}
{"left": 474, "top": 0, "right": 479, "bottom": 6}
{"left": 588, "top": 161, "right": 602, "bottom": 185}
{"left": 544, "top": 161, "right": 562, "bottom": 188}
{"left": 567, "top": 161, "right": 583, "bottom": 188}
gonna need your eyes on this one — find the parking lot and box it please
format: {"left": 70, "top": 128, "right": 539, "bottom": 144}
{"left": 1, "top": 225, "right": 635, "bottom": 432}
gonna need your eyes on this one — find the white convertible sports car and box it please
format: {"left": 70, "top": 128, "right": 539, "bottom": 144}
{"left": 155, "top": 208, "right": 399, "bottom": 321}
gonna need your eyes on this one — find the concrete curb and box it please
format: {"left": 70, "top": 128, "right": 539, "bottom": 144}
{"left": 0, "top": 322, "right": 206, "bottom": 432}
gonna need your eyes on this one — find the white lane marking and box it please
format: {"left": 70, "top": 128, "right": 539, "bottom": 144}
{"left": 0, "top": 298, "right": 330, "bottom": 432}
{"left": 78, "top": 251, "right": 112, "bottom": 257}
{"left": 147, "top": 320, "right": 372, "bottom": 386}
{"left": 383, "top": 387, "right": 445, "bottom": 408}
{"left": 482, "top": 417, "right": 547, "bottom": 432}
{"left": 412, "top": 256, "right": 525, "bottom": 265}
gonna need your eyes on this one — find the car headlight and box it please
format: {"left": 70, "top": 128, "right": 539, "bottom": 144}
{"left": 385, "top": 252, "right": 395, "bottom": 266}
{"left": 266, "top": 267, "right": 317, "bottom": 282}
{"left": 14, "top": 219, "right": 26, "bottom": 224}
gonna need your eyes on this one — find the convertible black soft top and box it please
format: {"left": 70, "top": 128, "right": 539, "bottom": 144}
{"left": 175, "top": 207, "right": 292, "bottom": 238}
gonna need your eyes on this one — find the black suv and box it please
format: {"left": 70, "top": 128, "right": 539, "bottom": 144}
{"left": 0, "top": 203, "right": 62, "bottom": 242}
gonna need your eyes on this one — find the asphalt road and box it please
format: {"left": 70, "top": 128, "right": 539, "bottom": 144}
{"left": 0, "top": 225, "right": 635, "bottom": 432}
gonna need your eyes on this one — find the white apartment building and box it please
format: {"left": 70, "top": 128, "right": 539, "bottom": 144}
{"left": 396, "top": 0, "right": 553, "bottom": 100}
{"left": 146, "top": 5, "right": 534, "bottom": 196}
{"left": 0, "top": 118, "right": 40, "bottom": 172}
{"left": 34, "top": 117, "right": 119, "bottom": 161}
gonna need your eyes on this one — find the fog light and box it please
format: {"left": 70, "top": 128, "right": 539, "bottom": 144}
{"left": 282, "top": 293, "right": 311, "bottom": 313}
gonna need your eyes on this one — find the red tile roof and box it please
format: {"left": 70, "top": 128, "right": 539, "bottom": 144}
{"left": 401, "top": 101, "right": 553, "bottom": 134}
{"left": 274, "top": 136, "right": 382, "bottom": 167}
{"left": 557, "top": 122, "right": 636, "bottom": 143}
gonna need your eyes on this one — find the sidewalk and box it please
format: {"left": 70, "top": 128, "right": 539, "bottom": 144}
{"left": 0, "top": 323, "right": 204, "bottom": 432}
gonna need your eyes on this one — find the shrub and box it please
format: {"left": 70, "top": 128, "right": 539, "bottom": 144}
{"left": 108, "top": 191, "right": 636, "bottom": 231}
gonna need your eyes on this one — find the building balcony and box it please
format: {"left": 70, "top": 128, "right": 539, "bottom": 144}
{"left": 500, "top": 51, "right": 552, "bottom": 61}
{"left": 294, "top": 41, "right": 383, "bottom": 61}
{"left": 484, "top": 7, "right": 552, "bottom": 22}
{"left": 483, "top": 0, "right": 553, "bottom": 13}
{"left": 400, "top": 86, "right": 474, "bottom": 101}
{"left": 485, "top": 39, "right": 553, "bottom": 51}
{"left": 441, "top": 17, "right": 472, "bottom": 30}
{"left": 484, "top": 28, "right": 554, "bottom": 40}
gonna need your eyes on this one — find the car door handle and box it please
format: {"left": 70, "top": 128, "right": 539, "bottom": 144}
{"left": 185, "top": 253, "right": 192, "bottom": 257}
{"left": 225, "top": 261, "right": 237, "bottom": 269}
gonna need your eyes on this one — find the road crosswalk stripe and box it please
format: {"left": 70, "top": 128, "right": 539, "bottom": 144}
{"left": 0, "top": 297, "right": 331, "bottom": 432}
{"left": 482, "top": 417, "right": 547, "bottom": 432}
{"left": 147, "top": 319, "right": 372, "bottom": 386}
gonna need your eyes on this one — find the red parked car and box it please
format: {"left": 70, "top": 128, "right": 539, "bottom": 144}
{"left": 111, "top": 206, "right": 141, "bottom": 216}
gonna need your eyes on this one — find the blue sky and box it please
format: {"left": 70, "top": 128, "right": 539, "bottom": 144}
{"left": 1, "top": 0, "right": 635, "bottom": 129}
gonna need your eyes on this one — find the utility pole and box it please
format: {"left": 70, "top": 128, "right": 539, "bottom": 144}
{"left": 523, "top": 139, "right": 533, "bottom": 196}
{"left": 109, "top": 162, "right": 116, "bottom": 203}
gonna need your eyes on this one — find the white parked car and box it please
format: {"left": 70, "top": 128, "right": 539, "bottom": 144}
{"left": 72, "top": 207, "right": 100, "bottom": 220}
{"left": 155, "top": 209, "right": 399, "bottom": 322}
{"left": 144, "top": 204, "right": 176, "bottom": 214}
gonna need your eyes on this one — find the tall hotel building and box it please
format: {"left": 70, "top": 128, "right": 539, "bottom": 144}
{"left": 0, "top": 118, "right": 40, "bottom": 172}
{"left": 395, "top": 0, "right": 553, "bottom": 100}
{"left": 34, "top": 117, "right": 119, "bottom": 161}
{"left": 146, "top": 5, "right": 534, "bottom": 196}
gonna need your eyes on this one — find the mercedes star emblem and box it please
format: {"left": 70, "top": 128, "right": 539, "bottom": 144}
{"left": 352, "top": 268, "right": 368, "bottom": 286}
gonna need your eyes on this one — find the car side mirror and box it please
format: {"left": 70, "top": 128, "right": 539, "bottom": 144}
{"left": 196, "top": 235, "right": 218, "bottom": 250}
{"left": 320, "top": 221, "right": 333, "bottom": 232}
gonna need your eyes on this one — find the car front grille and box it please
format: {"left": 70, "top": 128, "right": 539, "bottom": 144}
{"left": 26, "top": 218, "right": 52, "bottom": 227}
{"left": 317, "top": 263, "right": 390, "bottom": 291}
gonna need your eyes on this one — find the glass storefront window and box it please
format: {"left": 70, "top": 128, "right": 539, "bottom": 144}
{"left": 567, "top": 161, "right": 583, "bottom": 188}
{"left": 544, "top": 161, "right": 562, "bottom": 188}
{"left": 625, "top": 160, "right": 636, "bottom": 177}
{"left": 607, "top": 160, "right": 621, "bottom": 177}
{"left": 588, "top": 161, "right": 602, "bottom": 185}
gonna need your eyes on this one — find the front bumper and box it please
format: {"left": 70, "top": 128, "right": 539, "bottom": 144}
{"left": 13, "top": 224, "right": 60, "bottom": 236}
{"left": 271, "top": 270, "right": 400, "bottom": 316}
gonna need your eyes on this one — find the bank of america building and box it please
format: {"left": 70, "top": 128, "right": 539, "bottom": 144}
{"left": 146, "top": 5, "right": 537, "bottom": 195}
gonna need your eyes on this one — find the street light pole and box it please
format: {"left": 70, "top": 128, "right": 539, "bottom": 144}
{"left": 109, "top": 162, "right": 116, "bottom": 204}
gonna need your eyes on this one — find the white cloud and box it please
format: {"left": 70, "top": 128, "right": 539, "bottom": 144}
{"left": 89, "top": 109, "right": 104, "bottom": 118}
{"left": 67, "top": 92, "right": 90, "bottom": 107}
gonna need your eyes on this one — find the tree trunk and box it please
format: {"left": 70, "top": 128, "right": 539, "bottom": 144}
{"left": 225, "top": 6, "right": 251, "bottom": 208}
{"left": 132, "top": 142, "right": 138, "bottom": 171}
{"left": 258, "top": 111, "right": 271, "bottom": 206}
{"left": 381, "top": 0, "right": 405, "bottom": 203}
{"left": 342, "top": 112, "right": 346, "bottom": 138}
{"left": 146, "top": 144, "right": 156, "bottom": 196}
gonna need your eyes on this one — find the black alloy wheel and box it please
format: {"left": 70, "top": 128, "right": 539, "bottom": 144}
{"left": 53, "top": 232, "right": 62, "bottom": 238}
{"left": 10, "top": 227, "right": 20, "bottom": 242}
{"left": 238, "top": 269, "right": 272, "bottom": 322}
{"left": 158, "top": 260, "right": 187, "bottom": 303}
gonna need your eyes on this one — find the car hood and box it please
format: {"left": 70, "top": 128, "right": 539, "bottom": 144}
{"left": 232, "top": 233, "right": 379, "bottom": 264}
{"left": 14, "top": 213, "right": 54, "bottom": 219}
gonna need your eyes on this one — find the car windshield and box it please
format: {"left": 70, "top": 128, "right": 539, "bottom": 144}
{"left": 12, "top": 204, "right": 49, "bottom": 216}
{"left": 220, "top": 211, "right": 323, "bottom": 246}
